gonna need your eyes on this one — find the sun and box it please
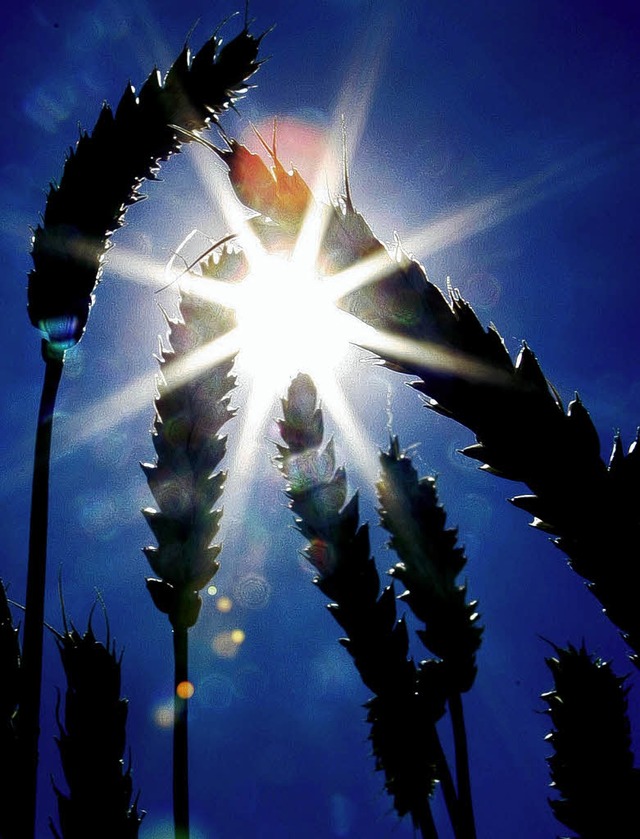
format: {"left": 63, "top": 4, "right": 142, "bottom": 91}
{"left": 232, "top": 252, "right": 353, "bottom": 398}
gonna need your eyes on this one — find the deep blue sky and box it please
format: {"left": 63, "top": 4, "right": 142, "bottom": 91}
{"left": 2, "top": 1, "right": 640, "bottom": 837}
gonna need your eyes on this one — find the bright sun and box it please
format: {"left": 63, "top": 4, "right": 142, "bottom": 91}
{"left": 232, "top": 253, "right": 352, "bottom": 393}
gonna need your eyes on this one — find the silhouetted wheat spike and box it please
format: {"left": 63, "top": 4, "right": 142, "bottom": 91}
{"left": 542, "top": 642, "right": 640, "bottom": 837}
{"left": 0, "top": 581, "right": 21, "bottom": 839}
{"left": 142, "top": 245, "right": 242, "bottom": 627}
{"left": 28, "top": 21, "right": 263, "bottom": 352}
{"left": 377, "top": 437, "right": 482, "bottom": 695}
{"left": 344, "top": 251, "right": 640, "bottom": 667}
{"left": 321, "top": 190, "right": 640, "bottom": 665}
{"left": 50, "top": 613, "right": 143, "bottom": 839}
{"left": 276, "top": 374, "right": 462, "bottom": 839}
{"left": 377, "top": 437, "right": 482, "bottom": 839}
{"left": 142, "top": 244, "right": 243, "bottom": 839}
{"left": 216, "top": 140, "right": 640, "bottom": 666}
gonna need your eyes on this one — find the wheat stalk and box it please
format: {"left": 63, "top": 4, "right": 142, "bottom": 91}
{"left": 276, "top": 374, "right": 477, "bottom": 838}
{"left": 19, "top": 23, "right": 263, "bottom": 839}
{"left": 376, "top": 437, "right": 482, "bottom": 838}
{"left": 142, "top": 243, "right": 243, "bottom": 839}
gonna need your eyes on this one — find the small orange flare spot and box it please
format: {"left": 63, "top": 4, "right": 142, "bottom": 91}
{"left": 176, "top": 681, "right": 195, "bottom": 700}
{"left": 216, "top": 595, "right": 233, "bottom": 613}
{"left": 230, "top": 629, "right": 246, "bottom": 645}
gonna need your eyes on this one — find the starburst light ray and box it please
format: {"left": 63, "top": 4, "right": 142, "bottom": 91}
{"left": 346, "top": 313, "right": 512, "bottom": 387}
{"left": 325, "top": 7, "right": 389, "bottom": 193}
{"left": 226, "top": 253, "right": 358, "bottom": 471}
{"left": 327, "top": 137, "right": 626, "bottom": 306}
{"left": 310, "top": 366, "right": 383, "bottom": 488}
{"left": 107, "top": 247, "right": 180, "bottom": 290}
{"left": 55, "top": 328, "right": 242, "bottom": 454}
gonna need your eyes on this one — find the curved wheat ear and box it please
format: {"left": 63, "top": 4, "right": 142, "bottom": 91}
{"left": 28, "top": 22, "right": 263, "bottom": 355}
{"left": 542, "top": 642, "right": 640, "bottom": 836}
{"left": 324, "top": 197, "right": 640, "bottom": 667}
{"left": 347, "top": 248, "right": 640, "bottom": 667}
{"left": 220, "top": 142, "right": 640, "bottom": 666}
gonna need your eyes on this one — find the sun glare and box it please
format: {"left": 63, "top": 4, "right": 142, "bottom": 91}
{"left": 233, "top": 253, "right": 352, "bottom": 393}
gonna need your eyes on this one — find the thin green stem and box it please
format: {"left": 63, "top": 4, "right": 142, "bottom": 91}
{"left": 173, "top": 623, "right": 190, "bottom": 839}
{"left": 448, "top": 692, "right": 476, "bottom": 839}
{"left": 20, "top": 342, "right": 64, "bottom": 839}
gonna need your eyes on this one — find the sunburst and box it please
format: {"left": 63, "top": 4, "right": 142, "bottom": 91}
{"left": 57, "top": 106, "right": 615, "bottom": 503}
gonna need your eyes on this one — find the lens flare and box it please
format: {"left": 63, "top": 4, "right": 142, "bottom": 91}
{"left": 216, "top": 595, "right": 233, "bottom": 613}
{"left": 212, "top": 630, "right": 245, "bottom": 659}
{"left": 176, "top": 680, "right": 195, "bottom": 700}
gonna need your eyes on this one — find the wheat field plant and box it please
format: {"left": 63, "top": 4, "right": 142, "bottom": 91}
{"left": 2, "top": 2, "right": 640, "bottom": 838}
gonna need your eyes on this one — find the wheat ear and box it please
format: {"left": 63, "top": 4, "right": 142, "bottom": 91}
{"left": 20, "top": 24, "right": 263, "bottom": 839}
{"left": 276, "top": 374, "right": 471, "bottom": 839}
{"left": 346, "top": 251, "right": 640, "bottom": 666}
{"left": 28, "top": 22, "right": 263, "bottom": 353}
{"left": 541, "top": 642, "right": 640, "bottom": 836}
{"left": 142, "top": 243, "right": 243, "bottom": 839}
{"left": 50, "top": 611, "right": 143, "bottom": 838}
{"left": 321, "top": 190, "right": 640, "bottom": 663}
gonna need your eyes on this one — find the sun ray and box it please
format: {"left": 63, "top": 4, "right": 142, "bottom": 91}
{"left": 326, "top": 137, "right": 628, "bottom": 306}
{"left": 57, "top": 329, "right": 242, "bottom": 452}
{"left": 335, "top": 300, "right": 510, "bottom": 386}
{"left": 311, "top": 365, "right": 383, "bottom": 489}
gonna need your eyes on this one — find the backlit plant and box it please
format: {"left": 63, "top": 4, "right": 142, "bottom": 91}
{"left": 2, "top": 9, "right": 638, "bottom": 839}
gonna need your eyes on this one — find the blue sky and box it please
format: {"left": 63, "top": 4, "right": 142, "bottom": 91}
{"left": 2, "top": 1, "right": 640, "bottom": 837}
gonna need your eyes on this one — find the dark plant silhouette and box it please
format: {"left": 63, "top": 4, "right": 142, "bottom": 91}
{"left": 5, "top": 14, "right": 639, "bottom": 839}
{"left": 275, "top": 374, "right": 481, "bottom": 838}
{"left": 542, "top": 642, "right": 640, "bottom": 838}
{"left": 215, "top": 134, "right": 640, "bottom": 836}
{"left": 16, "top": 17, "right": 263, "bottom": 839}
{"left": 216, "top": 131, "right": 640, "bottom": 668}
{"left": 141, "top": 243, "right": 242, "bottom": 839}
{"left": 50, "top": 610, "right": 143, "bottom": 839}
{"left": 0, "top": 581, "right": 21, "bottom": 839}
{"left": 28, "top": 23, "right": 262, "bottom": 353}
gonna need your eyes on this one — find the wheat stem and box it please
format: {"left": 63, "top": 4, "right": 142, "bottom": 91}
{"left": 20, "top": 342, "right": 64, "bottom": 839}
{"left": 415, "top": 798, "right": 439, "bottom": 839}
{"left": 448, "top": 693, "right": 476, "bottom": 839}
{"left": 173, "top": 625, "right": 190, "bottom": 839}
{"left": 429, "top": 730, "right": 462, "bottom": 837}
